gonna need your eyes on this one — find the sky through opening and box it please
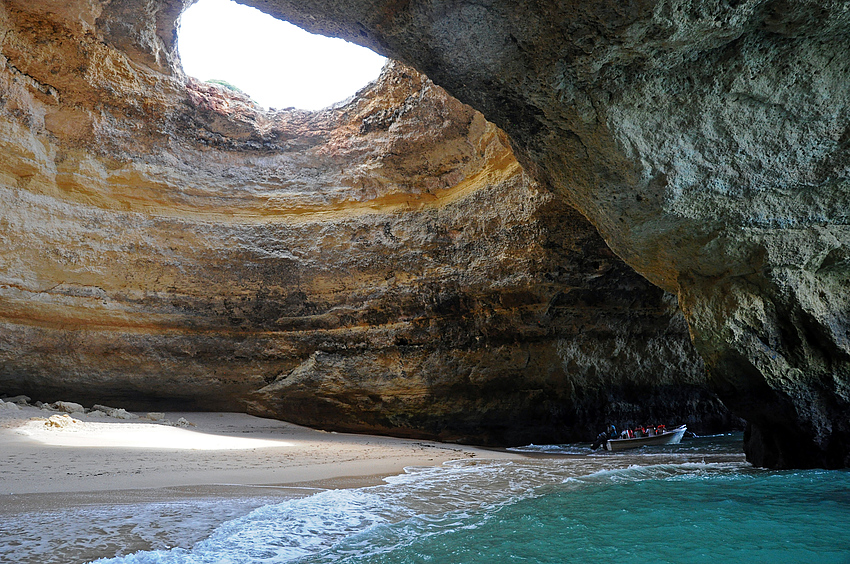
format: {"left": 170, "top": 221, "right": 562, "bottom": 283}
{"left": 178, "top": 0, "right": 387, "bottom": 111}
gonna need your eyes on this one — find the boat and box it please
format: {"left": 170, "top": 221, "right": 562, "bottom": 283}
{"left": 604, "top": 425, "right": 687, "bottom": 451}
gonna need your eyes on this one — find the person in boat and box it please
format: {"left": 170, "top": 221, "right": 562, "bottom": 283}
{"left": 590, "top": 424, "right": 618, "bottom": 450}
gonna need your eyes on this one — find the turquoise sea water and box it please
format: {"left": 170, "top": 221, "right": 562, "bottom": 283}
{"left": 4, "top": 435, "right": 849, "bottom": 564}
{"left": 322, "top": 467, "right": 850, "bottom": 564}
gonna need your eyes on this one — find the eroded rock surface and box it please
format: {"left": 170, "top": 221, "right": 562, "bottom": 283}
{"left": 241, "top": 0, "right": 850, "bottom": 467}
{"left": 0, "top": 1, "right": 735, "bottom": 445}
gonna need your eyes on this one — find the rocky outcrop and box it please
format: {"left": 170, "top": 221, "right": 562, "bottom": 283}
{"left": 233, "top": 0, "right": 850, "bottom": 468}
{"left": 0, "top": 0, "right": 736, "bottom": 445}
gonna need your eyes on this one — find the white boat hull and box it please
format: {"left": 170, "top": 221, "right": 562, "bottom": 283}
{"left": 604, "top": 425, "right": 687, "bottom": 451}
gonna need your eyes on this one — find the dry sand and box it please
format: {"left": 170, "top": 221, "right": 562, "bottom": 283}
{"left": 0, "top": 404, "right": 519, "bottom": 496}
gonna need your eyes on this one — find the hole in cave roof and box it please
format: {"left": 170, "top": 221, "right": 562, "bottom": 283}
{"left": 178, "top": 0, "right": 387, "bottom": 111}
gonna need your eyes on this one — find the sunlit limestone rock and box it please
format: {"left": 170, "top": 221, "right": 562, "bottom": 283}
{"left": 45, "top": 414, "right": 82, "bottom": 429}
{"left": 0, "top": 0, "right": 736, "bottom": 446}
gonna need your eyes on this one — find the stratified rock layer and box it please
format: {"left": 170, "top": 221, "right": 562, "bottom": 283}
{"left": 0, "top": 1, "right": 735, "bottom": 445}
{"left": 240, "top": 0, "right": 850, "bottom": 468}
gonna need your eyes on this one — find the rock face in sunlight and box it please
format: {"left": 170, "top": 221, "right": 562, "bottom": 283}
{"left": 0, "top": 0, "right": 738, "bottom": 447}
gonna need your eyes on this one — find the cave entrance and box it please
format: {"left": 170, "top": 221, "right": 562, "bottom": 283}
{"left": 178, "top": 0, "right": 387, "bottom": 111}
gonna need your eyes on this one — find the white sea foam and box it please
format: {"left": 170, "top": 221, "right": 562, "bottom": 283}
{"left": 0, "top": 494, "right": 282, "bottom": 564}
{"left": 81, "top": 460, "right": 567, "bottom": 564}
{"left": 80, "top": 458, "right": 669, "bottom": 563}
{"left": 29, "top": 437, "right": 744, "bottom": 564}
{"left": 87, "top": 489, "right": 402, "bottom": 564}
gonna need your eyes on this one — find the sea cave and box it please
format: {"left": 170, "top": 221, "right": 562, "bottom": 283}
{"left": 0, "top": 0, "right": 848, "bottom": 474}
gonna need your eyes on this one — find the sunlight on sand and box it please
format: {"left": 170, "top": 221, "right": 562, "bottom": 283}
{"left": 16, "top": 418, "right": 295, "bottom": 450}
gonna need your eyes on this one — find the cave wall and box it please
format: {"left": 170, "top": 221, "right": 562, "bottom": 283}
{"left": 0, "top": 1, "right": 734, "bottom": 445}
{"left": 234, "top": 0, "right": 850, "bottom": 468}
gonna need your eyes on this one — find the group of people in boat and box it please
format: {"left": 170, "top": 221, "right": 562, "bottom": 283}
{"left": 620, "top": 424, "right": 666, "bottom": 439}
{"left": 590, "top": 423, "right": 668, "bottom": 450}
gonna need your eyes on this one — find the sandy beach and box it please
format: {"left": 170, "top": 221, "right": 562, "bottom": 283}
{"left": 0, "top": 403, "right": 519, "bottom": 497}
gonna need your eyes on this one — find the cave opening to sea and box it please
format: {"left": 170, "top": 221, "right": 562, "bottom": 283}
{"left": 178, "top": 0, "right": 387, "bottom": 111}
